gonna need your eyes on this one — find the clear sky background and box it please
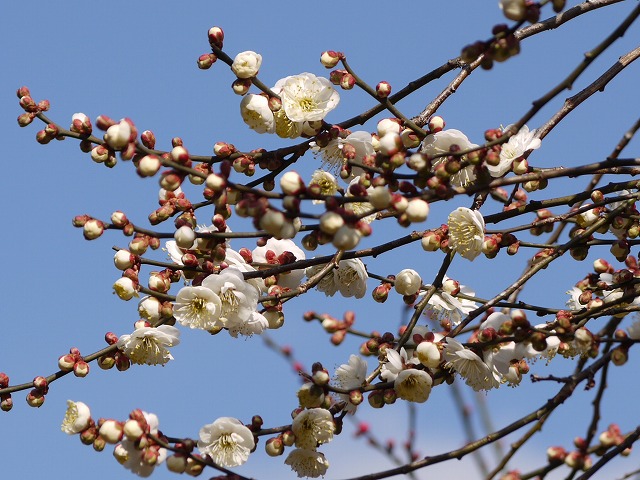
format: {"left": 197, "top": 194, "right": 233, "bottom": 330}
{"left": 2, "top": 1, "right": 640, "bottom": 479}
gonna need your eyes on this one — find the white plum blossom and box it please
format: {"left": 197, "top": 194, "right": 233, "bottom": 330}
{"left": 285, "top": 448, "right": 330, "bottom": 478}
{"left": 292, "top": 408, "right": 335, "bottom": 449}
{"left": 114, "top": 411, "right": 167, "bottom": 477}
{"left": 201, "top": 267, "right": 267, "bottom": 337}
{"left": 275, "top": 73, "right": 339, "bottom": 122}
{"left": 306, "top": 258, "right": 368, "bottom": 299}
{"left": 489, "top": 125, "right": 541, "bottom": 178}
{"left": 231, "top": 50, "right": 262, "bottom": 78}
{"left": 421, "top": 129, "right": 479, "bottom": 186}
{"left": 253, "top": 238, "right": 306, "bottom": 290}
{"left": 394, "top": 369, "right": 433, "bottom": 403}
{"left": 334, "top": 354, "right": 368, "bottom": 413}
{"left": 448, "top": 207, "right": 485, "bottom": 261}
{"left": 443, "top": 338, "right": 501, "bottom": 391}
{"left": 381, "top": 348, "right": 418, "bottom": 382}
{"left": 309, "top": 169, "right": 339, "bottom": 204}
{"left": 240, "top": 94, "right": 275, "bottom": 134}
{"left": 173, "top": 286, "right": 223, "bottom": 331}
{"left": 422, "top": 276, "right": 478, "bottom": 326}
{"left": 61, "top": 400, "right": 92, "bottom": 434}
{"left": 198, "top": 417, "right": 255, "bottom": 467}
{"left": 117, "top": 325, "right": 180, "bottom": 366}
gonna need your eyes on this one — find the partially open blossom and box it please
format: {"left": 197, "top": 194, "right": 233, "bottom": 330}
{"left": 394, "top": 269, "right": 422, "bottom": 296}
{"left": 448, "top": 207, "right": 485, "bottom": 261}
{"left": 113, "top": 277, "right": 138, "bottom": 300}
{"left": 240, "top": 94, "right": 275, "bottom": 134}
{"left": 197, "top": 417, "right": 255, "bottom": 467}
{"left": 231, "top": 51, "right": 262, "bottom": 79}
{"left": 61, "top": 400, "right": 92, "bottom": 434}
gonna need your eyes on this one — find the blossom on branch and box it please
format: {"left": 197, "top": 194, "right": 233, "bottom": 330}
{"left": 394, "top": 368, "right": 433, "bottom": 403}
{"left": 292, "top": 408, "right": 335, "bottom": 449}
{"left": 443, "top": 338, "right": 501, "bottom": 391}
{"left": 334, "top": 354, "right": 368, "bottom": 413}
{"left": 117, "top": 325, "right": 180, "bottom": 366}
{"left": 197, "top": 417, "right": 255, "bottom": 467}
{"left": 201, "top": 267, "right": 268, "bottom": 337}
{"left": 252, "top": 238, "right": 306, "bottom": 290}
{"left": 422, "top": 276, "right": 478, "bottom": 326}
{"left": 173, "top": 286, "right": 223, "bottom": 331}
{"left": 488, "top": 125, "right": 541, "bottom": 178}
{"left": 306, "top": 258, "right": 368, "bottom": 299}
{"left": 421, "top": 129, "right": 478, "bottom": 187}
{"left": 285, "top": 448, "right": 329, "bottom": 478}
{"left": 447, "top": 207, "right": 485, "bottom": 261}
{"left": 275, "top": 73, "right": 339, "bottom": 122}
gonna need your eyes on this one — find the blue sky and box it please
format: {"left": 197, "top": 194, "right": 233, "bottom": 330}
{"left": 2, "top": 1, "right": 640, "bottom": 479}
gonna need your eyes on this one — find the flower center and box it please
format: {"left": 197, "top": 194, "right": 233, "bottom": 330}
{"left": 220, "top": 290, "right": 239, "bottom": 316}
{"left": 298, "top": 97, "right": 316, "bottom": 112}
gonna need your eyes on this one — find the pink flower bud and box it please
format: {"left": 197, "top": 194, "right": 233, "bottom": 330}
{"left": 32, "top": 376, "right": 48, "bottom": 391}
{"left": 428, "top": 115, "right": 445, "bottom": 133}
{"left": 17, "top": 112, "right": 35, "bottom": 127}
{"left": 0, "top": 373, "right": 9, "bottom": 389}
{"left": 70, "top": 113, "right": 92, "bottom": 135}
{"left": 26, "top": 389, "right": 45, "bottom": 408}
{"left": 340, "top": 73, "right": 356, "bottom": 90}
{"left": 170, "top": 146, "right": 190, "bottom": 165}
{"left": 83, "top": 219, "right": 105, "bottom": 240}
{"left": 376, "top": 81, "right": 392, "bottom": 98}
{"left": 320, "top": 50, "right": 341, "bottom": 68}
{"left": 197, "top": 53, "right": 217, "bottom": 70}
{"left": 58, "top": 354, "right": 76, "bottom": 372}
{"left": 73, "top": 361, "right": 90, "bottom": 377}
{"left": 207, "top": 26, "right": 224, "bottom": 47}
{"left": 232, "top": 78, "right": 252, "bottom": 95}
{"left": 19, "top": 95, "right": 38, "bottom": 112}
{"left": 110, "top": 211, "right": 128, "bottom": 228}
